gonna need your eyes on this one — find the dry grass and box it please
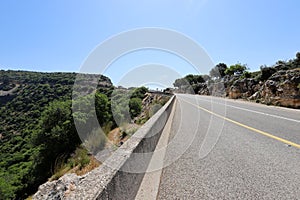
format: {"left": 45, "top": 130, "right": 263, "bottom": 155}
{"left": 49, "top": 166, "right": 71, "bottom": 181}
{"left": 74, "top": 156, "right": 101, "bottom": 176}
{"left": 49, "top": 146, "right": 101, "bottom": 181}
{"left": 107, "top": 127, "right": 121, "bottom": 146}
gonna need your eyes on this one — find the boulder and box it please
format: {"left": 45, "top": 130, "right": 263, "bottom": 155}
{"left": 197, "top": 83, "right": 210, "bottom": 95}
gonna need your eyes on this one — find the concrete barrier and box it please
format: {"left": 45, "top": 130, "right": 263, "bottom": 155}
{"left": 67, "top": 95, "right": 176, "bottom": 199}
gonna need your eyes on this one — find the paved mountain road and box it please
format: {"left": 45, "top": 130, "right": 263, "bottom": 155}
{"left": 156, "top": 94, "right": 300, "bottom": 199}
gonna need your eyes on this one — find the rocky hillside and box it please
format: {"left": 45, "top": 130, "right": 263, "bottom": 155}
{"left": 171, "top": 52, "right": 300, "bottom": 108}
{"left": 230, "top": 68, "right": 300, "bottom": 108}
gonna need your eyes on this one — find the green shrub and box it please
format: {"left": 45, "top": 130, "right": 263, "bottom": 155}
{"left": 131, "top": 86, "right": 148, "bottom": 99}
{"left": 260, "top": 66, "right": 277, "bottom": 80}
{"left": 129, "top": 98, "right": 142, "bottom": 118}
{"left": 68, "top": 147, "right": 90, "bottom": 169}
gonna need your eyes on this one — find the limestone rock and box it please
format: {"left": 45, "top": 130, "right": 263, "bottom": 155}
{"left": 250, "top": 69, "right": 300, "bottom": 108}
{"left": 32, "top": 173, "right": 81, "bottom": 200}
{"left": 228, "top": 78, "right": 259, "bottom": 99}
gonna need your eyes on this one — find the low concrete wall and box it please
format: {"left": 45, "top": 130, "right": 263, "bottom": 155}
{"left": 68, "top": 96, "right": 176, "bottom": 199}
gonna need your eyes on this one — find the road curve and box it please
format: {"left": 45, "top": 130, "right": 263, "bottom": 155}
{"left": 157, "top": 94, "right": 300, "bottom": 199}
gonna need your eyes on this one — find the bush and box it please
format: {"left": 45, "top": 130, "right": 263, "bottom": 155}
{"left": 68, "top": 147, "right": 90, "bottom": 169}
{"left": 260, "top": 66, "right": 277, "bottom": 81}
{"left": 129, "top": 98, "right": 142, "bottom": 118}
{"left": 131, "top": 86, "right": 148, "bottom": 99}
{"left": 240, "top": 71, "right": 251, "bottom": 79}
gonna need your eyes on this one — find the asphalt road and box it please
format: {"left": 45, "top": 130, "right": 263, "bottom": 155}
{"left": 157, "top": 94, "right": 300, "bottom": 199}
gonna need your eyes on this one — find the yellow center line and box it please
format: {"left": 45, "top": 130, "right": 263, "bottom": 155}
{"left": 181, "top": 98, "right": 300, "bottom": 149}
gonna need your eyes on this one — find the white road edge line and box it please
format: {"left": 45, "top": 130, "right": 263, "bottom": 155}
{"left": 179, "top": 95, "right": 300, "bottom": 123}
{"left": 226, "top": 104, "right": 300, "bottom": 123}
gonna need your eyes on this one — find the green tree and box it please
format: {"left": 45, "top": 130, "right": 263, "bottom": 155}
{"left": 296, "top": 52, "right": 300, "bottom": 60}
{"left": 185, "top": 74, "right": 205, "bottom": 85}
{"left": 225, "top": 63, "right": 248, "bottom": 76}
{"left": 131, "top": 86, "right": 148, "bottom": 99}
{"left": 173, "top": 74, "right": 205, "bottom": 88}
{"left": 111, "top": 90, "right": 131, "bottom": 124}
{"left": 95, "top": 92, "right": 110, "bottom": 126}
{"left": 260, "top": 66, "right": 277, "bottom": 80}
{"left": 241, "top": 71, "right": 251, "bottom": 79}
{"left": 129, "top": 98, "right": 142, "bottom": 118}
{"left": 173, "top": 78, "right": 189, "bottom": 88}
{"left": 31, "top": 100, "right": 81, "bottom": 183}
{"left": 209, "top": 63, "right": 228, "bottom": 78}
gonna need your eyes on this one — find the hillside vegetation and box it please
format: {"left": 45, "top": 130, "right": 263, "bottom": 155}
{"left": 0, "top": 71, "right": 155, "bottom": 199}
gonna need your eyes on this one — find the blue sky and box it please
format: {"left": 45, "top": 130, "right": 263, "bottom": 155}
{"left": 1, "top": 0, "right": 300, "bottom": 86}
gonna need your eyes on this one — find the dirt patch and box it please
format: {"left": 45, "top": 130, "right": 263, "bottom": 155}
{"left": 0, "top": 84, "right": 19, "bottom": 96}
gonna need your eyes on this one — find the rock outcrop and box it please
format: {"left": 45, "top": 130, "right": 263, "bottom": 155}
{"left": 196, "top": 83, "right": 210, "bottom": 95}
{"left": 223, "top": 68, "right": 300, "bottom": 108}
{"left": 249, "top": 69, "right": 300, "bottom": 108}
{"left": 137, "top": 92, "right": 171, "bottom": 123}
{"left": 228, "top": 78, "right": 261, "bottom": 99}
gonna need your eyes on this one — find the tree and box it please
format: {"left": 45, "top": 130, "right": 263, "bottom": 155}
{"left": 1, "top": 74, "right": 9, "bottom": 85}
{"left": 31, "top": 100, "right": 81, "bottom": 182}
{"left": 95, "top": 92, "right": 110, "bottom": 126}
{"left": 173, "top": 74, "right": 205, "bottom": 88}
{"left": 296, "top": 52, "right": 300, "bottom": 60}
{"left": 111, "top": 90, "right": 131, "bottom": 124}
{"left": 260, "top": 66, "right": 277, "bottom": 81}
{"left": 195, "top": 75, "right": 205, "bottom": 84}
{"left": 241, "top": 71, "right": 251, "bottom": 79}
{"left": 225, "top": 63, "right": 248, "bottom": 76}
{"left": 131, "top": 86, "right": 148, "bottom": 99}
{"left": 185, "top": 74, "right": 205, "bottom": 85}
{"left": 209, "top": 63, "right": 228, "bottom": 78}
{"left": 173, "top": 78, "right": 189, "bottom": 88}
{"left": 129, "top": 98, "right": 142, "bottom": 118}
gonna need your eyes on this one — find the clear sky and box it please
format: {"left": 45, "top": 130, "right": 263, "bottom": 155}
{"left": 1, "top": 0, "right": 300, "bottom": 86}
